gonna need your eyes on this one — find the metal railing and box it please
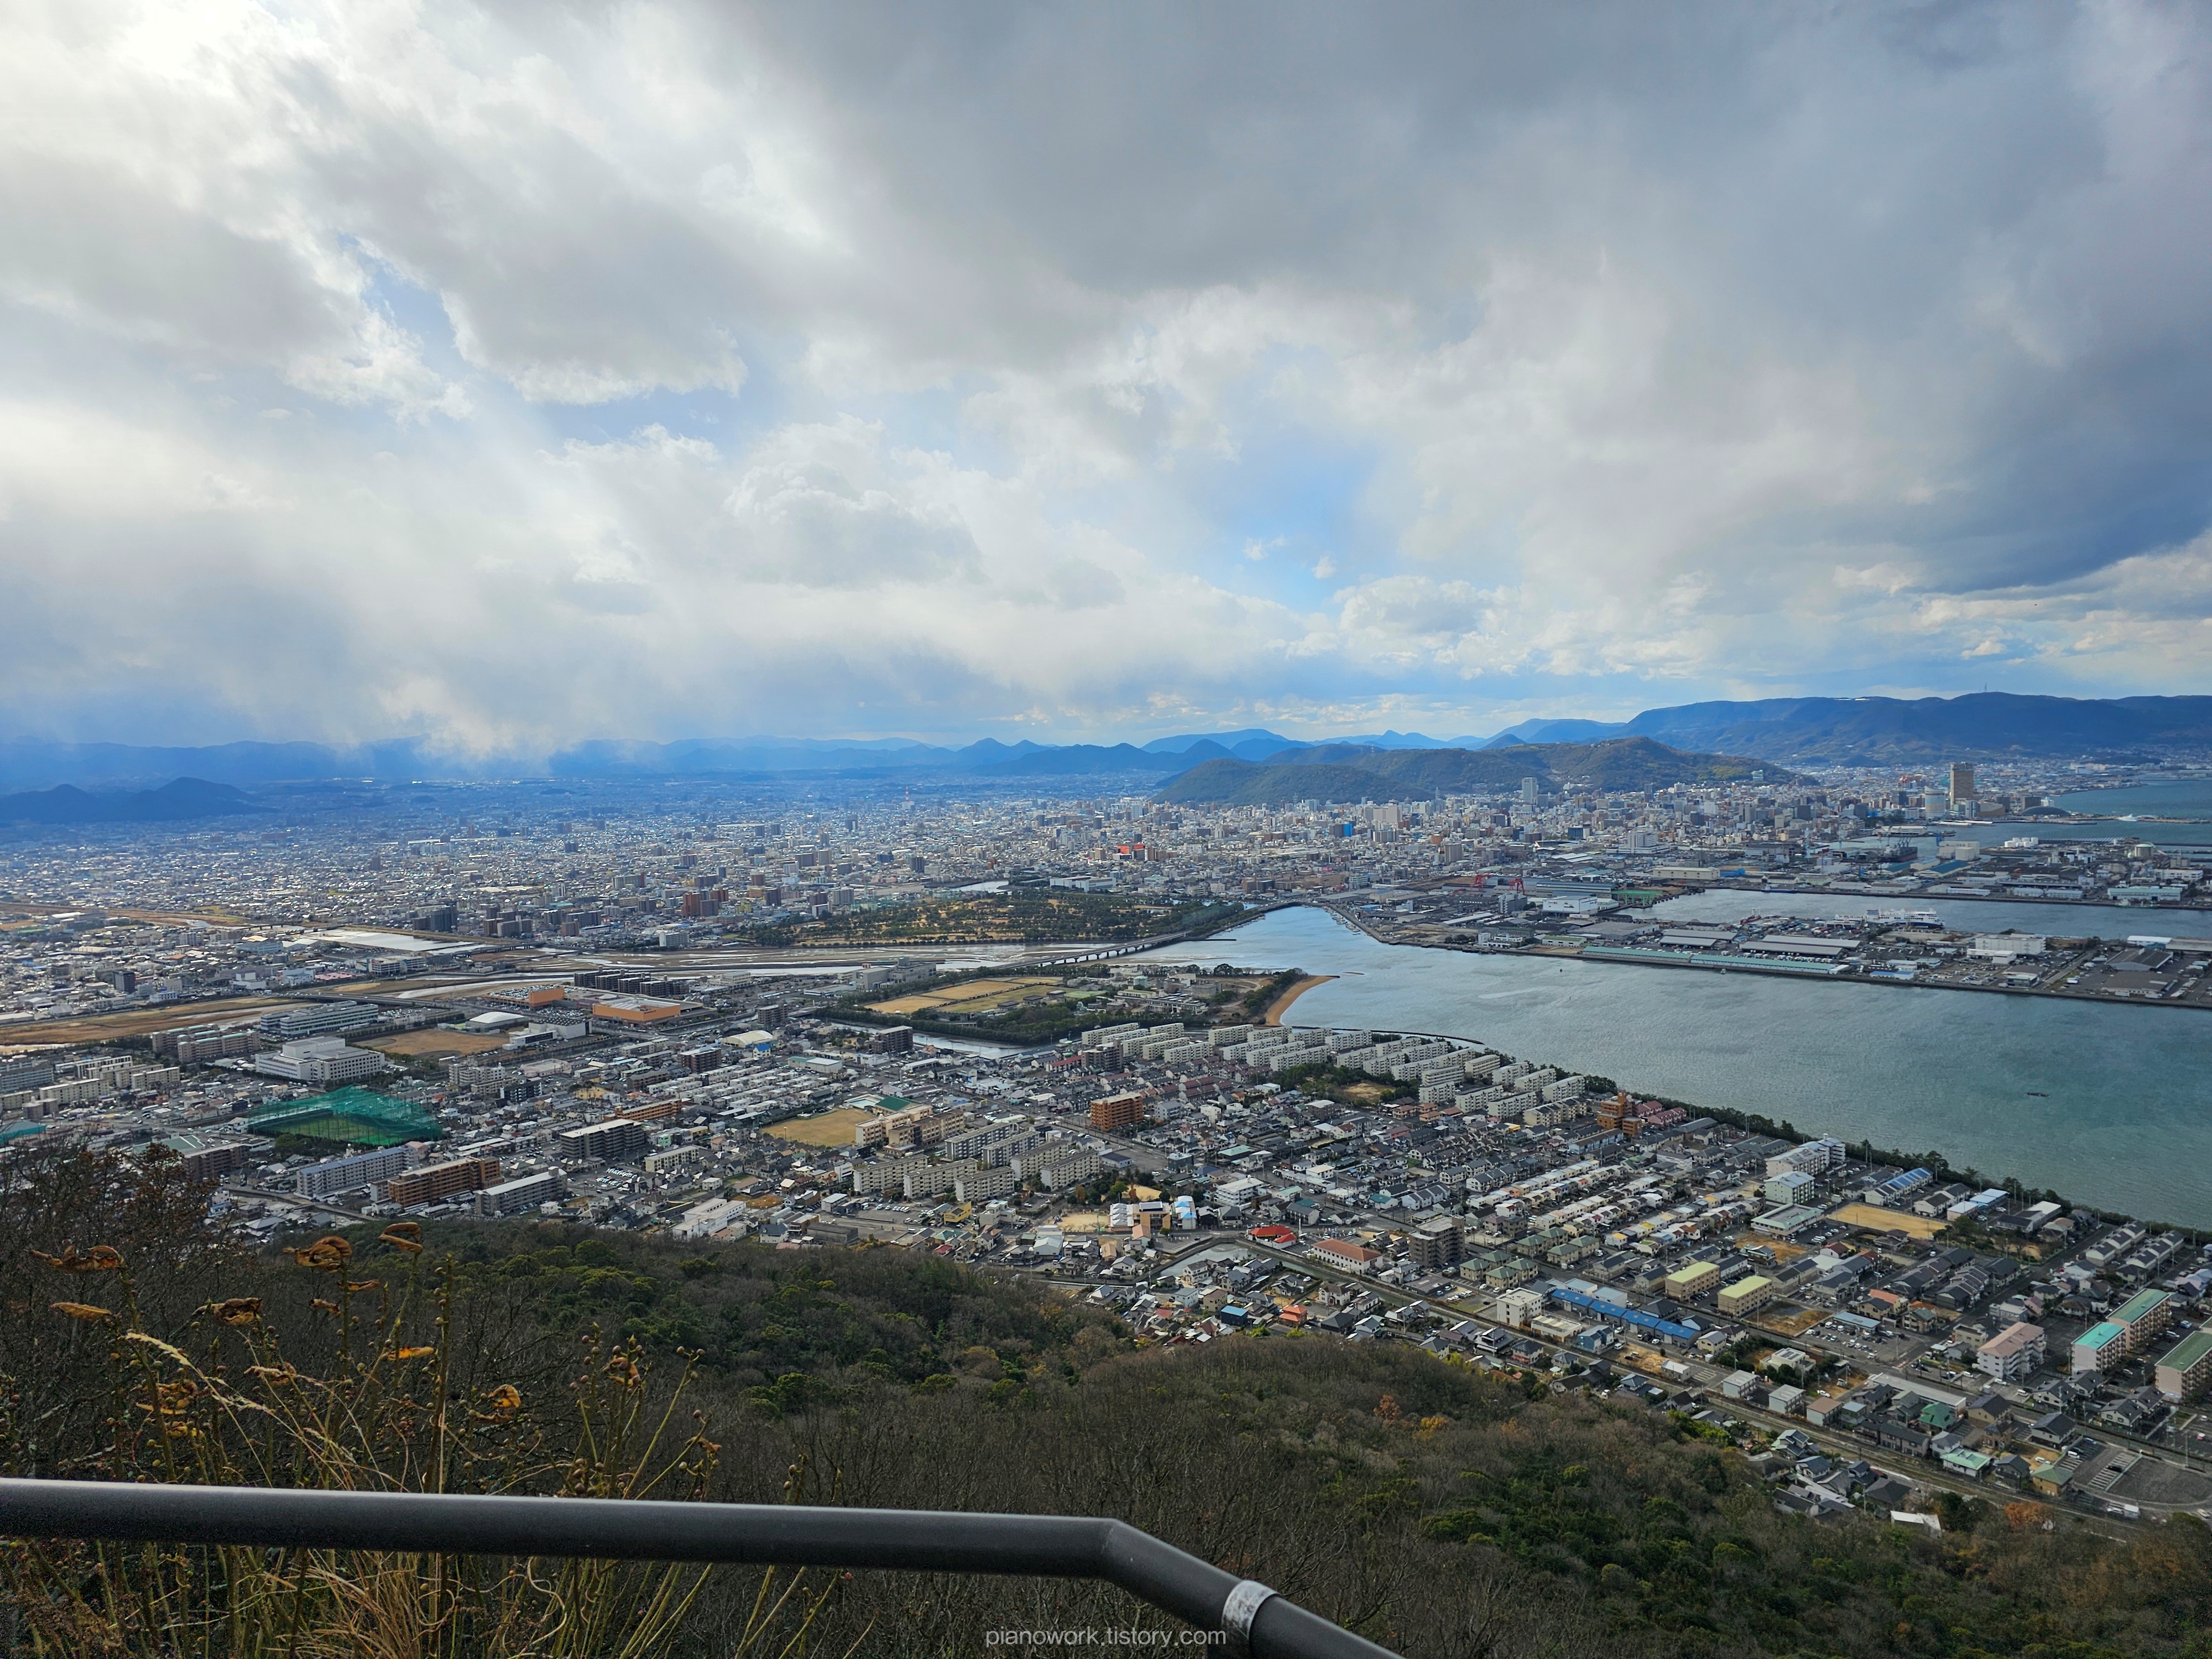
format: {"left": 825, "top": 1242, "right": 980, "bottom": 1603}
{"left": 0, "top": 1479, "right": 1399, "bottom": 1658}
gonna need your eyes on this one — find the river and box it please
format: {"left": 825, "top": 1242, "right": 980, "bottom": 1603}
{"left": 1139, "top": 905, "right": 2212, "bottom": 1228}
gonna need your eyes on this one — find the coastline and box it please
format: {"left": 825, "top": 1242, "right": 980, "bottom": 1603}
{"left": 1135, "top": 904, "right": 2212, "bottom": 1225}
{"left": 1261, "top": 974, "right": 1335, "bottom": 1025}
{"left": 1327, "top": 901, "right": 2212, "bottom": 1015}
{"left": 1703, "top": 878, "right": 2211, "bottom": 914}
{"left": 1563, "top": 944, "right": 2212, "bottom": 1012}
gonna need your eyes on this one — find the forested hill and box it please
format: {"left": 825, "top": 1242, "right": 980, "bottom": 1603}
{"left": 0, "top": 776, "right": 267, "bottom": 825}
{"left": 1157, "top": 735, "right": 1786, "bottom": 806}
{"left": 1598, "top": 692, "right": 2212, "bottom": 764}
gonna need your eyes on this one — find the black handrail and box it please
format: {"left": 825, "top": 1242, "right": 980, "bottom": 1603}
{"left": 0, "top": 1479, "right": 1399, "bottom": 1658}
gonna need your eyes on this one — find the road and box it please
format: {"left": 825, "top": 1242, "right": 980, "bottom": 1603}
{"left": 225, "top": 1182, "right": 376, "bottom": 1225}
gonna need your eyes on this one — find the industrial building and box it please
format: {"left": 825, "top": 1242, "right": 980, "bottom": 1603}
{"left": 258, "top": 1001, "right": 383, "bottom": 1040}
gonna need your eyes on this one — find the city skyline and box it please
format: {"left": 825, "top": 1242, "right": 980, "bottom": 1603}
{"left": 7, "top": 4, "right": 2212, "bottom": 752}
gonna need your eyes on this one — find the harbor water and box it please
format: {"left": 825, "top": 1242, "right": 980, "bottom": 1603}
{"left": 1140, "top": 905, "right": 2212, "bottom": 1227}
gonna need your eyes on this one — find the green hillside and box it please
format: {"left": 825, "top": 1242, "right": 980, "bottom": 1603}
{"left": 7, "top": 1144, "right": 2209, "bottom": 1659}
{"left": 1160, "top": 735, "right": 1787, "bottom": 805}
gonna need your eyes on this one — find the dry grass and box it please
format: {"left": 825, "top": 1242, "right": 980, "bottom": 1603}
{"left": 0, "top": 998, "right": 295, "bottom": 1046}
{"left": 765, "top": 1107, "right": 881, "bottom": 1147}
{"left": 0, "top": 903, "right": 255, "bottom": 928}
{"left": 0, "top": 1232, "right": 839, "bottom": 1659}
{"left": 366, "top": 1029, "right": 512, "bottom": 1059}
{"left": 865, "top": 976, "right": 1060, "bottom": 1017}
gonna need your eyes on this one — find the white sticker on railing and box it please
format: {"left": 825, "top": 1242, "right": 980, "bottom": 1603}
{"left": 1220, "top": 1578, "right": 1277, "bottom": 1640}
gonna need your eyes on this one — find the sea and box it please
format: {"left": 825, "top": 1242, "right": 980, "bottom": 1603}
{"left": 1983, "top": 776, "right": 2212, "bottom": 847}
{"left": 1138, "top": 904, "right": 2212, "bottom": 1228}
{"left": 2055, "top": 778, "right": 2212, "bottom": 818}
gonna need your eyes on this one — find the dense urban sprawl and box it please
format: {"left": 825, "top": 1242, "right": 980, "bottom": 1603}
{"left": 3, "top": 755, "right": 2210, "bottom": 1540}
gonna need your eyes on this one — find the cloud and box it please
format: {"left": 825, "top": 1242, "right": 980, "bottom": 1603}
{"left": 2, "top": 0, "right": 2211, "bottom": 746}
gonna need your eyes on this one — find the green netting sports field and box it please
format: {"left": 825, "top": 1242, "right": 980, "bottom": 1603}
{"left": 247, "top": 1087, "right": 441, "bottom": 1147}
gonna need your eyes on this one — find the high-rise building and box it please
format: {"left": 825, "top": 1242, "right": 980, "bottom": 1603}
{"left": 171, "top": 1139, "right": 251, "bottom": 1181}
{"left": 388, "top": 1156, "right": 502, "bottom": 1208}
{"left": 1090, "top": 1091, "right": 1147, "bottom": 1131}
{"left": 1407, "top": 1217, "right": 1464, "bottom": 1268}
{"left": 1949, "top": 761, "right": 1976, "bottom": 810}
{"left": 477, "top": 1170, "right": 566, "bottom": 1216}
{"left": 294, "top": 1144, "right": 412, "bottom": 1200}
{"left": 2154, "top": 1329, "right": 2212, "bottom": 1402}
{"left": 555, "top": 1117, "right": 649, "bottom": 1164}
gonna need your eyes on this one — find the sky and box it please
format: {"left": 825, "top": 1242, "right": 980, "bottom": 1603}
{"left": 4, "top": 1, "right": 2212, "bottom": 754}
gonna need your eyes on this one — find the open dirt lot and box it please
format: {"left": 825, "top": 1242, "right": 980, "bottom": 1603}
{"left": 1832, "top": 1203, "right": 1948, "bottom": 1240}
{"left": 364, "top": 1029, "right": 510, "bottom": 1059}
{"left": 1734, "top": 1232, "right": 1812, "bottom": 1262}
{"left": 867, "top": 976, "right": 1061, "bottom": 1018}
{"left": 1751, "top": 1305, "right": 1834, "bottom": 1338}
{"left": 768, "top": 1107, "right": 881, "bottom": 1147}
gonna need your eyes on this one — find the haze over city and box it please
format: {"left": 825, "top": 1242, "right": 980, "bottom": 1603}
{"left": 7, "top": 3, "right": 2212, "bottom": 754}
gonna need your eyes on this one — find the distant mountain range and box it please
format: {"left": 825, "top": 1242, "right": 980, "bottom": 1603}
{"left": 0, "top": 778, "right": 268, "bottom": 826}
{"left": 1156, "top": 737, "right": 1785, "bottom": 807}
{"left": 1494, "top": 693, "right": 2212, "bottom": 765}
{"left": 3, "top": 692, "right": 2206, "bottom": 791}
